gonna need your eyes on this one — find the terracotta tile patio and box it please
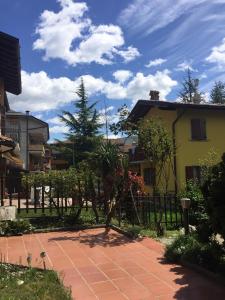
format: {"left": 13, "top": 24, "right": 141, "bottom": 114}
{"left": 0, "top": 228, "right": 225, "bottom": 299}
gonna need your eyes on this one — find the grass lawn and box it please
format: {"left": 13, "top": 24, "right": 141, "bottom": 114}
{"left": 17, "top": 207, "right": 105, "bottom": 229}
{"left": 0, "top": 264, "right": 72, "bottom": 300}
{"left": 111, "top": 219, "right": 181, "bottom": 244}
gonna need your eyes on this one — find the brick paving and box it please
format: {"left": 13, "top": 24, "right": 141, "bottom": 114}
{"left": 0, "top": 228, "right": 225, "bottom": 299}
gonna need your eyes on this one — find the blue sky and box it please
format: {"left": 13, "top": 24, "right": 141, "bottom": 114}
{"left": 1, "top": 0, "right": 225, "bottom": 141}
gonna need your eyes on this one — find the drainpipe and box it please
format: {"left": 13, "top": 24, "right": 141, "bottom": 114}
{"left": 26, "top": 111, "right": 30, "bottom": 171}
{"left": 172, "top": 109, "right": 186, "bottom": 195}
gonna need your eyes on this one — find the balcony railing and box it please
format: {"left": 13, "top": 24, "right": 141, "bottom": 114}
{"left": 28, "top": 144, "right": 45, "bottom": 153}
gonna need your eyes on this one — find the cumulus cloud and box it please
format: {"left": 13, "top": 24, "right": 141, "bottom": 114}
{"left": 206, "top": 37, "right": 225, "bottom": 67}
{"left": 33, "top": 0, "right": 140, "bottom": 65}
{"left": 113, "top": 70, "right": 133, "bottom": 83}
{"left": 8, "top": 70, "right": 76, "bottom": 112}
{"left": 8, "top": 69, "right": 177, "bottom": 113}
{"left": 114, "top": 46, "right": 140, "bottom": 63}
{"left": 49, "top": 125, "right": 69, "bottom": 134}
{"left": 145, "top": 58, "right": 167, "bottom": 68}
{"left": 126, "top": 70, "right": 177, "bottom": 101}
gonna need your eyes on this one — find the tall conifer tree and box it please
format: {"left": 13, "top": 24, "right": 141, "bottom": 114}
{"left": 58, "top": 79, "right": 102, "bottom": 165}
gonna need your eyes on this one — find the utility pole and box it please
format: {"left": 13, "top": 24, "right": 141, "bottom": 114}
{"left": 103, "top": 98, "right": 109, "bottom": 141}
{"left": 26, "top": 111, "right": 29, "bottom": 171}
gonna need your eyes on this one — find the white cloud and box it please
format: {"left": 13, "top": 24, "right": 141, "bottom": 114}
{"left": 206, "top": 37, "right": 225, "bottom": 67}
{"left": 105, "top": 134, "right": 122, "bottom": 139}
{"left": 145, "top": 58, "right": 167, "bottom": 68}
{"left": 175, "top": 60, "right": 196, "bottom": 72}
{"left": 34, "top": 113, "right": 43, "bottom": 119}
{"left": 8, "top": 69, "right": 177, "bottom": 113}
{"left": 98, "top": 106, "right": 119, "bottom": 126}
{"left": 47, "top": 116, "right": 62, "bottom": 125}
{"left": 114, "top": 46, "right": 140, "bottom": 63}
{"left": 113, "top": 70, "right": 133, "bottom": 83}
{"left": 199, "top": 73, "right": 207, "bottom": 79}
{"left": 34, "top": 0, "right": 139, "bottom": 65}
{"left": 49, "top": 125, "right": 69, "bottom": 134}
{"left": 126, "top": 70, "right": 177, "bottom": 102}
{"left": 202, "top": 92, "right": 210, "bottom": 103}
{"left": 8, "top": 70, "right": 76, "bottom": 112}
{"left": 98, "top": 106, "right": 114, "bottom": 115}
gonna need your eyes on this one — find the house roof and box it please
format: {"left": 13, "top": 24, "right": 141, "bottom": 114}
{"left": 6, "top": 111, "right": 49, "bottom": 140}
{"left": 0, "top": 32, "right": 21, "bottom": 95}
{"left": 129, "top": 100, "right": 225, "bottom": 122}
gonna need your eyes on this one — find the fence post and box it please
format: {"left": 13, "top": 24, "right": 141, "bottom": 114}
{"left": 174, "top": 195, "right": 178, "bottom": 226}
{"left": 42, "top": 185, "right": 45, "bottom": 214}
{"left": 153, "top": 195, "right": 157, "bottom": 224}
{"left": 0, "top": 176, "right": 4, "bottom": 206}
{"left": 181, "top": 198, "right": 191, "bottom": 235}
{"left": 18, "top": 190, "right": 21, "bottom": 214}
{"left": 164, "top": 194, "right": 167, "bottom": 228}
{"left": 34, "top": 184, "right": 37, "bottom": 214}
{"left": 26, "top": 179, "right": 29, "bottom": 213}
{"left": 9, "top": 191, "right": 12, "bottom": 206}
{"left": 57, "top": 189, "right": 60, "bottom": 216}
{"left": 118, "top": 200, "right": 121, "bottom": 227}
{"left": 169, "top": 195, "right": 172, "bottom": 224}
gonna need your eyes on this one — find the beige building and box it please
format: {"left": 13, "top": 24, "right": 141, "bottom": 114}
{"left": 6, "top": 111, "right": 49, "bottom": 171}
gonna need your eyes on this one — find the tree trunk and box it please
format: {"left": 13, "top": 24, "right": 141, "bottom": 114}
{"left": 92, "top": 195, "right": 99, "bottom": 223}
{"left": 105, "top": 201, "right": 115, "bottom": 227}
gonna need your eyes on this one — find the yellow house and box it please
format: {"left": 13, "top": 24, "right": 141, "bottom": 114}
{"left": 129, "top": 93, "right": 225, "bottom": 195}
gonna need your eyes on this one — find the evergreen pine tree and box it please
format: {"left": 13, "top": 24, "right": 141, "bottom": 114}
{"left": 59, "top": 79, "right": 102, "bottom": 164}
{"left": 179, "top": 69, "right": 203, "bottom": 104}
{"left": 210, "top": 81, "right": 225, "bottom": 104}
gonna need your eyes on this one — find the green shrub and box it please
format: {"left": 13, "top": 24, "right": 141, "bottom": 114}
{"left": 125, "top": 225, "right": 142, "bottom": 238}
{"left": 202, "top": 153, "right": 225, "bottom": 240}
{"left": 196, "top": 221, "right": 213, "bottom": 243}
{"left": 165, "top": 233, "right": 224, "bottom": 274}
{"left": 0, "top": 219, "right": 33, "bottom": 236}
{"left": 197, "top": 241, "right": 223, "bottom": 271}
{"left": 179, "top": 180, "right": 207, "bottom": 225}
{"left": 165, "top": 234, "right": 201, "bottom": 263}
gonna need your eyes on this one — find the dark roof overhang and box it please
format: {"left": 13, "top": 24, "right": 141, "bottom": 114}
{"left": 0, "top": 32, "right": 21, "bottom": 95}
{"left": 128, "top": 100, "right": 225, "bottom": 122}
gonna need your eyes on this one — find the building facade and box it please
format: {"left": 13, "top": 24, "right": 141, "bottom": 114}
{"left": 129, "top": 96, "right": 225, "bottom": 194}
{"left": 6, "top": 112, "right": 49, "bottom": 171}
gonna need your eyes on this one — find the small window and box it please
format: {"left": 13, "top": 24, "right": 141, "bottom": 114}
{"left": 191, "top": 119, "right": 206, "bottom": 140}
{"left": 143, "top": 168, "right": 155, "bottom": 186}
{"left": 185, "top": 166, "right": 201, "bottom": 183}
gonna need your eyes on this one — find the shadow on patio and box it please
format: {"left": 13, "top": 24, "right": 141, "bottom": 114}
{"left": 47, "top": 228, "right": 142, "bottom": 248}
{"left": 158, "top": 258, "right": 225, "bottom": 299}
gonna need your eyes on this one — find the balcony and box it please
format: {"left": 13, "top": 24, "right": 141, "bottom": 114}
{"left": 28, "top": 144, "right": 45, "bottom": 156}
{"left": 129, "top": 147, "right": 145, "bottom": 163}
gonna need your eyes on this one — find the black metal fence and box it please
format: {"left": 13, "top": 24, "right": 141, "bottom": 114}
{"left": 117, "top": 194, "right": 182, "bottom": 228}
{"left": 1, "top": 175, "right": 78, "bottom": 216}
{"left": 0, "top": 175, "right": 183, "bottom": 228}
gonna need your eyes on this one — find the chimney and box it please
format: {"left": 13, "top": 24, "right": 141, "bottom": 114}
{"left": 149, "top": 90, "right": 159, "bottom": 101}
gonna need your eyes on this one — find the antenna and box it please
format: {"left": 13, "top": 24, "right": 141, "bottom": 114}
{"left": 103, "top": 98, "right": 109, "bottom": 141}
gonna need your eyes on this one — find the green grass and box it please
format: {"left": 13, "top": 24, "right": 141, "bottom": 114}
{"left": 111, "top": 219, "right": 180, "bottom": 240}
{"left": 137, "top": 211, "right": 182, "bottom": 226}
{"left": 17, "top": 207, "right": 78, "bottom": 218}
{"left": 0, "top": 264, "right": 72, "bottom": 300}
{"left": 17, "top": 207, "right": 106, "bottom": 229}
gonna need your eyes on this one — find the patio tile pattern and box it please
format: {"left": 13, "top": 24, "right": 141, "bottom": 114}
{"left": 0, "top": 228, "right": 225, "bottom": 299}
